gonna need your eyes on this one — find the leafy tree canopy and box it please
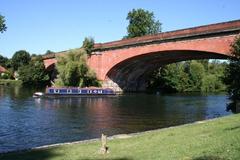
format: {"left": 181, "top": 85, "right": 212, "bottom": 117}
{"left": 0, "top": 54, "right": 9, "bottom": 68}
{"left": 54, "top": 49, "right": 100, "bottom": 87}
{"left": 82, "top": 37, "right": 94, "bottom": 56}
{"left": 148, "top": 60, "right": 226, "bottom": 93}
{"left": 12, "top": 50, "right": 31, "bottom": 71}
{"left": 0, "top": 14, "right": 7, "bottom": 33}
{"left": 18, "top": 56, "right": 49, "bottom": 85}
{"left": 231, "top": 36, "right": 240, "bottom": 59}
{"left": 188, "top": 61, "right": 205, "bottom": 91}
{"left": 125, "top": 8, "right": 161, "bottom": 38}
{"left": 45, "top": 50, "right": 55, "bottom": 55}
{"left": 224, "top": 36, "right": 240, "bottom": 113}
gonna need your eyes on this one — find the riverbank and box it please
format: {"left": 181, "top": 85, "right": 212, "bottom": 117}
{"left": 0, "top": 79, "right": 22, "bottom": 86}
{"left": 1, "top": 114, "right": 240, "bottom": 160}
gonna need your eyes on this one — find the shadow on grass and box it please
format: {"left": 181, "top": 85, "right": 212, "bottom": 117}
{"left": 81, "top": 158, "right": 133, "bottom": 160}
{"left": 224, "top": 125, "right": 240, "bottom": 131}
{"left": 193, "top": 155, "right": 226, "bottom": 160}
{"left": 0, "top": 149, "right": 62, "bottom": 160}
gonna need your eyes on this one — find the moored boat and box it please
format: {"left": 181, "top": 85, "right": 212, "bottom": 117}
{"left": 33, "top": 92, "right": 44, "bottom": 98}
{"left": 33, "top": 87, "right": 115, "bottom": 97}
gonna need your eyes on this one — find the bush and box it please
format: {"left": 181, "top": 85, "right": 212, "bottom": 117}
{"left": 54, "top": 49, "right": 100, "bottom": 87}
{"left": 18, "top": 56, "right": 49, "bottom": 85}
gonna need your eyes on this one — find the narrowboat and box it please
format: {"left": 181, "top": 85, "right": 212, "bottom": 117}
{"left": 33, "top": 87, "right": 116, "bottom": 97}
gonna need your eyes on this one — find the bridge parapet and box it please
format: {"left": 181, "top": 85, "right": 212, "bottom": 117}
{"left": 93, "top": 19, "right": 240, "bottom": 52}
{"left": 42, "top": 19, "right": 240, "bottom": 59}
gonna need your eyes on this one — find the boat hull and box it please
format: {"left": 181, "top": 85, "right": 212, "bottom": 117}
{"left": 43, "top": 94, "right": 116, "bottom": 98}
{"left": 33, "top": 87, "right": 116, "bottom": 98}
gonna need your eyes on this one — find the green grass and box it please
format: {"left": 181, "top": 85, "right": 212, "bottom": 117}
{"left": 0, "top": 79, "right": 22, "bottom": 86}
{"left": 1, "top": 114, "right": 240, "bottom": 160}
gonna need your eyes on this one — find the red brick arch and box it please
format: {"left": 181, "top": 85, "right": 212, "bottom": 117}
{"left": 88, "top": 35, "right": 235, "bottom": 81}
{"left": 43, "top": 20, "right": 240, "bottom": 91}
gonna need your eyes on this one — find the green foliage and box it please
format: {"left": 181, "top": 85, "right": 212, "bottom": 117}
{"left": 224, "top": 61, "right": 240, "bottom": 112}
{"left": 0, "top": 72, "right": 12, "bottom": 79}
{"left": 11, "top": 50, "right": 31, "bottom": 71}
{"left": 201, "top": 75, "right": 218, "bottom": 92}
{"left": 188, "top": 61, "right": 205, "bottom": 91}
{"left": 231, "top": 36, "right": 240, "bottom": 59}
{"left": 125, "top": 8, "right": 161, "bottom": 38}
{"left": 18, "top": 56, "right": 49, "bottom": 85}
{"left": 54, "top": 49, "right": 100, "bottom": 87}
{"left": 44, "top": 50, "right": 55, "bottom": 55}
{"left": 0, "top": 54, "right": 9, "bottom": 68}
{"left": 0, "top": 54, "right": 12, "bottom": 78}
{"left": 0, "top": 14, "right": 7, "bottom": 33}
{"left": 197, "top": 59, "right": 209, "bottom": 71}
{"left": 148, "top": 63, "right": 188, "bottom": 92}
{"left": 0, "top": 79, "right": 22, "bottom": 86}
{"left": 223, "top": 37, "right": 240, "bottom": 112}
{"left": 148, "top": 60, "right": 226, "bottom": 93}
{"left": 224, "top": 62, "right": 240, "bottom": 99}
{"left": 82, "top": 37, "right": 94, "bottom": 56}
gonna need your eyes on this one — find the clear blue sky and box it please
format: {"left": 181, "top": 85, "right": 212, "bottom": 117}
{"left": 0, "top": 0, "right": 240, "bottom": 58}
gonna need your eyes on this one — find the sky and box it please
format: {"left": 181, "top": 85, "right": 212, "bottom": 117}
{"left": 0, "top": 0, "right": 240, "bottom": 58}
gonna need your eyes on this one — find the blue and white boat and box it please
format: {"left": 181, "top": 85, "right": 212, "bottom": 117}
{"left": 33, "top": 87, "right": 115, "bottom": 97}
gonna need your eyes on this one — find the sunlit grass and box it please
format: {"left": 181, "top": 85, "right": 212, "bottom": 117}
{"left": 1, "top": 114, "right": 240, "bottom": 160}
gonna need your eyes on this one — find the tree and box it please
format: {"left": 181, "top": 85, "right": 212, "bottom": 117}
{"left": 198, "top": 59, "right": 209, "bottom": 71}
{"left": 201, "top": 61, "right": 226, "bottom": 93}
{"left": 125, "top": 8, "right": 161, "bottom": 38}
{"left": 44, "top": 50, "right": 55, "bottom": 55}
{"left": 0, "top": 54, "right": 9, "bottom": 68}
{"left": 230, "top": 36, "right": 240, "bottom": 59}
{"left": 188, "top": 61, "right": 205, "bottom": 91}
{"left": 147, "top": 60, "right": 226, "bottom": 93}
{"left": 54, "top": 49, "right": 100, "bottom": 87}
{"left": 18, "top": 56, "right": 49, "bottom": 85}
{"left": 201, "top": 74, "right": 218, "bottom": 92}
{"left": 82, "top": 37, "right": 94, "bottom": 56}
{"left": 148, "top": 63, "right": 189, "bottom": 93}
{"left": 224, "top": 36, "right": 240, "bottom": 113}
{"left": 224, "top": 62, "right": 240, "bottom": 113}
{"left": 0, "top": 14, "right": 7, "bottom": 33}
{"left": 11, "top": 50, "right": 31, "bottom": 71}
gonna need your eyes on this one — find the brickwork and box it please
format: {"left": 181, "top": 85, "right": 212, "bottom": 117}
{"left": 43, "top": 20, "right": 240, "bottom": 91}
{"left": 88, "top": 35, "right": 236, "bottom": 81}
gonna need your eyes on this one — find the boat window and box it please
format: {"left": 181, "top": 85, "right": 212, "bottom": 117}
{"left": 54, "top": 89, "right": 59, "bottom": 93}
{"left": 67, "top": 89, "right": 72, "bottom": 93}
{"left": 79, "top": 90, "right": 82, "bottom": 93}
{"left": 49, "top": 89, "right": 54, "bottom": 93}
{"left": 88, "top": 90, "right": 92, "bottom": 94}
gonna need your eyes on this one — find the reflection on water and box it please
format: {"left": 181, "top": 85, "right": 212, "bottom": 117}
{"left": 0, "top": 85, "right": 230, "bottom": 152}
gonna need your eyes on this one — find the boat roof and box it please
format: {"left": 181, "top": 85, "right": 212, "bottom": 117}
{"left": 47, "top": 87, "right": 113, "bottom": 90}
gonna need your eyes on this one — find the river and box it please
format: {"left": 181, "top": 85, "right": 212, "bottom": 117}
{"left": 0, "top": 85, "right": 231, "bottom": 153}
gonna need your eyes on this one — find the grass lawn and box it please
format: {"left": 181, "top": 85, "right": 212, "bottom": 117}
{"left": 1, "top": 114, "right": 240, "bottom": 160}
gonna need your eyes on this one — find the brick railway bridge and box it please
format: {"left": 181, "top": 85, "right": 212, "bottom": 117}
{"left": 43, "top": 20, "right": 240, "bottom": 92}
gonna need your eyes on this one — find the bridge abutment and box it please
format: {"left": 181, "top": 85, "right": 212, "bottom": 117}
{"left": 102, "top": 79, "right": 123, "bottom": 92}
{"left": 102, "top": 78, "right": 148, "bottom": 92}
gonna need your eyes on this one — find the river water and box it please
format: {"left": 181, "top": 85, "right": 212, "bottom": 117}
{"left": 0, "top": 85, "right": 231, "bottom": 153}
